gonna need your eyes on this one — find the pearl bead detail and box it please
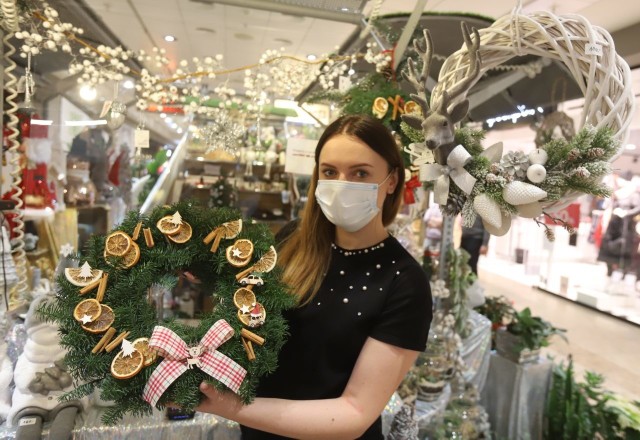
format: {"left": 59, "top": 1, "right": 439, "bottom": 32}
{"left": 362, "top": 286, "right": 367, "bottom": 291}
{"left": 366, "top": 272, "right": 370, "bottom": 276}
{"left": 358, "top": 312, "right": 362, "bottom": 316}
{"left": 349, "top": 285, "right": 353, "bottom": 290}
{"left": 343, "top": 298, "right": 349, "bottom": 303}
{"left": 376, "top": 264, "right": 381, "bottom": 269}
{"left": 340, "top": 270, "right": 345, "bottom": 275}
{"left": 317, "top": 302, "right": 321, "bottom": 305}
{"left": 331, "top": 240, "right": 386, "bottom": 257}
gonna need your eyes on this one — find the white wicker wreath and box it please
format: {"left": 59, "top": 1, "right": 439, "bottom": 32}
{"left": 429, "top": 4, "right": 635, "bottom": 213}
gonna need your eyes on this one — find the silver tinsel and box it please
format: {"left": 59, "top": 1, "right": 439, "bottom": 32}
{"left": 198, "top": 109, "right": 245, "bottom": 155}
{"left": 500, "top": 151, "right": 530, "bottom": 179}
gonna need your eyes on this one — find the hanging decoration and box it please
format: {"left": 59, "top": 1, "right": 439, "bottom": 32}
{"left": 401, "top": 4, "right": 634, "bottom": 239}
{"left": 199, "top": 109, "right": 245, "bottom": 155}
{"left": 38, "top": 202, "right": 296, "bottom": 424}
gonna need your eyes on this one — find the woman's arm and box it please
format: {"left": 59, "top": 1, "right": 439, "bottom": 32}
{"left": 197, "top": 337, "right": 419, "bottom": 439}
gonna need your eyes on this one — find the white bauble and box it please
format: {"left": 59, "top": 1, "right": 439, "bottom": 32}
{"left": 503, "top": 181, "right": 547, "bottom": 205}
{"left": 526, "top": 164, "right": 547, "bottom": 183}
{"left": 528, "top": 148, "right": 548, "bottom": 165}
{"left": 473, "top": 194, "right": 503, "bottom": 228}
{"left": 483, "top": 211, "right": 512, "bottom": 236}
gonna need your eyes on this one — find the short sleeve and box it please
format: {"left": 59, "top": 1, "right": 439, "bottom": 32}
{"left": 369, "top": 264, "right": 433, "bottom": 351}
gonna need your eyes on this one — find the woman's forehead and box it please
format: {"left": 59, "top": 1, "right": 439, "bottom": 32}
{"left": 319, "top": 134, "right": 385, "bottom": 165}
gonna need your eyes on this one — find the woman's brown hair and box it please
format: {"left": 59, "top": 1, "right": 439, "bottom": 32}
{"left": 278, "top": 114, "right": 405, "bottom": 305}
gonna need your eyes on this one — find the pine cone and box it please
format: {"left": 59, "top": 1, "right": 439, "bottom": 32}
{"left": 441, "top": 192, "right": 466, "bottom": 217}
{"left": 500, "top": 151, "right": 530, "bottom": 179}
{"left": 567, "top": 148, "right": 581, "bottom": 161}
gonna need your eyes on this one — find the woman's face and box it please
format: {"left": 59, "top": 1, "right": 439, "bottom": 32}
{"left": 318, "top": 133, "right": 397, "bottom": 208}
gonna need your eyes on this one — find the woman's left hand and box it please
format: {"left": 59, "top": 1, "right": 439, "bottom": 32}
{"left": 196, "top": 382, "right": 242, "bottom": 417}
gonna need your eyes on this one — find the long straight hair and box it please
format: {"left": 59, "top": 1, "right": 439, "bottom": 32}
{"left": 278, "top": 115, "right": 405, "bottom": 305}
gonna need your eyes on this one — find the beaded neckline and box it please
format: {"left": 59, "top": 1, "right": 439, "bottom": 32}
{"left": 331, "top": 236, "right": 391, "bottom": 257}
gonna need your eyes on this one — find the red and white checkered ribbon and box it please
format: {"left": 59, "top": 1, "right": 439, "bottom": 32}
{"left": 142, "top": 320, "right": 246, "bottom": 406}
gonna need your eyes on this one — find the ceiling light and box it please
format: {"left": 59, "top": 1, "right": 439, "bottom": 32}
{"left": 341, "top": 7, "right": 350, "bottom": 12}
{"left": 626, "top": 144, "right": 637, "bottom": 150}
{"left": 65, "top": 120, "right": 107, "bottom": 127}
{"left": 79, "top": 85, "right": 97, "bottom": 101}
{"left": 164, "top": 35, "right": 177, "bottom": 42}
{"left": 122, "top": 80, "right": 135, "bottom": 89}
{"left": 234, "top": 32, "right": 253, "bottom": 41}
{"left": 31, "top": 119, "right": 53, "bottom": 125}
{"left": 307, "top": 54, "right": 317, "bottom": 61}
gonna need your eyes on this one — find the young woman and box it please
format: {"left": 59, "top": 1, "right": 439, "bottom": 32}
{"left": 197, "top": 114, "right": 433, "bottom": 439}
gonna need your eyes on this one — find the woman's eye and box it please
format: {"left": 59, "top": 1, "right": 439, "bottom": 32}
{"left": 355, "top": 170, "right": 369, "bottom": 178}
{"left": 322, "top": 169, "right": 336, "bottom": 177}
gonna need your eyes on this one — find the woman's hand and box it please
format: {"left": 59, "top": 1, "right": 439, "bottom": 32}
{"left": 196, "top": 382, "right": 243, "bottom": 418}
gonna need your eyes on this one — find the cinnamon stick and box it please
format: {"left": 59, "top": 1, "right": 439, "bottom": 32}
{"left": 211, "top": 232, "right": 223, "bottom": 253}
{"left": 96, "top": 274, "right": 108, "bottom": 303}
{"left": 203, "top": 228, "right": 219, "bottom": 245}
{"left": 143, "top": 228, "right": 154, "bottom": 248}
{"left": 105, "top": 331, "right": 130, "bottom": 353}
{"left": 92, "top": 327, "right": 116, "bottom": 354}
{"left": 79, "top": 278, "right": 101, "bottom": 295}
{"left": 240, "top": 328, "right": 264, "bottom": 346}
{"left": 132, "top": 222, "right": 143, "bottom": 241}
{"left": 241, "top": 337, "right": 256, "bottom": 361}
{"left": 235, "top": 266, "right": 255, "bottom": 281}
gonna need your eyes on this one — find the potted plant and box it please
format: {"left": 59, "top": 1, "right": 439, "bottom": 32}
{"left": 474, "top": 295, "right": 515, "bottom": 349}
{"left": 496, "top": 307, "right": 567, "bottom": 364}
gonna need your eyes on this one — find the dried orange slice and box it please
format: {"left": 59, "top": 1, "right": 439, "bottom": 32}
{"left": 233, "top": 239, "right": 254, "bottom": 259}
{"left": 122, "top": 242, "right": 141, "bottom": 268}
{"left": 233, "top": 287, "right": 257, "bottom": 309}
{"left": 110, "top": 349, "right": 144, "bottom": 379}
{"left": 105, "top": 231, "right": 132, "bottom": 257}
{"left": 167, "top": 222, "right": 192, "bottom": 244}
{"left": 226, "top": 245, "right": 251, "bottom": 268}
{"left": 73, "top": 298, "right": 101, "bottom": 324}
{"left": 404, "top": 100, "right": 421, "bottom": 115}
{"left": 81, "top": 304, "right": 115, "bottom": 334}
{"left": 372, "top": 97, "right": 389, "bottom": 118}
{"left": 65, "top": 267, "right": 103, "bottom": 287}
{"left": 156, "top": 215, "right": 181, "bottom": 235}
{"left": 220, "top": 219, "right": 242, "bottom": 239}
{"left": 253, "top": 246, "right": 277, "bottom": 273}
{"left": 132, "top": 337, "right": 157, "bottom": 367}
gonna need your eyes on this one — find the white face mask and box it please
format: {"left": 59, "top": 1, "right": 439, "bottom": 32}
{"left": 315, "top": 173, "right": 392, "bottom": 232}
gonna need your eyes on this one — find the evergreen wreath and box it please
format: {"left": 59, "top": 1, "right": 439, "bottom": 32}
{"left": 39, "top": 202, "right": 296, "bottom": 424}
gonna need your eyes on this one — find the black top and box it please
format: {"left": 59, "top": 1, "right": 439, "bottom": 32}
{"left": 241, "top": 235, "right": 432, "bottom": 439}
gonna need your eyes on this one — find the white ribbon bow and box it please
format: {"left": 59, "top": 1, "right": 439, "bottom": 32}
{"left": 420, "top": 144, "right": 477, "bottom": 205}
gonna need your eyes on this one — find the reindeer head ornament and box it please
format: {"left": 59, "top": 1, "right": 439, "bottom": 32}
{"left": 402, "top": 22, "right": 482, "bottom": 165}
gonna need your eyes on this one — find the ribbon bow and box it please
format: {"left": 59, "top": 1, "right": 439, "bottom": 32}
{"left": 404, "top": 175, "right": 422, "bottom": 204}
{"left": 420, "top": 145, "right": 477, "bottom": 205}
{"left": 142, "top": 319, "right": 246, "bottom": 407}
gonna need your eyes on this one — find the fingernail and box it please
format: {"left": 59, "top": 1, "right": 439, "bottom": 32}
{"left": 200, "top": 383, "right": 209, "bottom": 391}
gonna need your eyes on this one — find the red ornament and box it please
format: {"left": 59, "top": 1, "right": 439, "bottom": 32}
{"left": 403, "top": 174, "right": 421, "bottom": 205}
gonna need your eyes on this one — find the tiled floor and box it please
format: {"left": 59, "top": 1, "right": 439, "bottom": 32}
{"left": 478, "top": 265, "right": 640, "bottom": 401}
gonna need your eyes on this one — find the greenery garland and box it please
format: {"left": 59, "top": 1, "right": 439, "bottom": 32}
{"left": 403, "top": 124, "right": 618, "bottom": 238}
{"left": 39, "top": 202, "right": 296, "bottom": 424}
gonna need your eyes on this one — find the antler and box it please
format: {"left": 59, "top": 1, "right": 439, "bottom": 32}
{"left": 439, "top": 22, "right": 482, "bottom": 115}
{"left": 401, "top": 29, "right": 433, "bottom": 127}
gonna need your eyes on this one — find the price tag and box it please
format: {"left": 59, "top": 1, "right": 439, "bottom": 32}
{"left": 19, "top": 417, "right": 38, "bottom": 426}
{"left": 585, "top": 43, "right": 603, "bottom": 57}
{"left": 99, "top": 101, "right": 113, "bottom": 118}
{"left": 338, "top": 76, "right": 352, "bottom": 92}
{"left": 134, "top": 129, "right": 150, "bottom": 149}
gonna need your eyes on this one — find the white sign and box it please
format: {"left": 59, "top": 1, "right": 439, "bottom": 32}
{"left": 134, "top": 129, "right": 150, "bottom": 149}
{"left": 585, "top": 43, "right": 603, "bottom": 57}
{"left": 285, "top": 138, "right": 318, "bottom": 176}
{"left": 204, "top": 164, "right": 221, "bottom": 175}
{"left": 19, "top": 417, "right": 38, "bottom": 426}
